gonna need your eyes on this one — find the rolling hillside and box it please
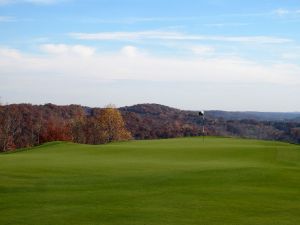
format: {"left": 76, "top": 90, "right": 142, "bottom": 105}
{"left": 1, "top": 103, "right": 300, "bottom": 152}
{"left": 0, "top": 137, "right": 300, "bottom": 225}
{"left": 120, "top": 104, "right": 300, "bottom": 143}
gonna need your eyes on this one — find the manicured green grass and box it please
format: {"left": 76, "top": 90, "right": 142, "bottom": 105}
{"left": 0, "top": 137, "right": 300, "bottom": 225}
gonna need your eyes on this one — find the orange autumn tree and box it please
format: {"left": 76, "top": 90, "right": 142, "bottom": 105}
{"left": 97, "top": 105, "right": 132, "bottom": 143}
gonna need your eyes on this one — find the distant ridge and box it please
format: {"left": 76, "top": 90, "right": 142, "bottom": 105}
{"left": 1, "top": 103, "right": 300, "bottom": 144}
{"left": 120, "top": 103, "right": 300, "bottom": 122}
{"left": 118, "top": 103, "right": 300, "bottom": 143}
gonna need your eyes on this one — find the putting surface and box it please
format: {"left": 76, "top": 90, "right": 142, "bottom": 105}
{"left": 0, "top": 137, "right": 300, "bottom": 225}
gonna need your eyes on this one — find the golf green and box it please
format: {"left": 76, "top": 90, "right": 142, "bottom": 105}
{"left": 0, "top": 137, "right": 300, "bottom": 225}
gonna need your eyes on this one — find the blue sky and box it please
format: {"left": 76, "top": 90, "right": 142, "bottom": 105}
{"left": 1, "top": 0, "right": 300, "bottom": 111}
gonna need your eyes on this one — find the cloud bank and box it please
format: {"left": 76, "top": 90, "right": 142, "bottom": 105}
{"left": 70, "top": 31, "right": 292, "bottom": 44}
{"left": 0, "top": 44, "right": 299, "bottom": 85}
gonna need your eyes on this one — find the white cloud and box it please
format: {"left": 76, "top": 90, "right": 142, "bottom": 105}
{"left": 40, "top": 44, "right": 95, "bottom": 57}
{"left": 203, "top": 23, "right": 249, "bottom": 27}
{"left": 211, "top": 36, "right": 291, "bottom": 44}
{"left": 120, "top": 45, "right": 141, "bottom": 57}
{"left": 0, "top": 0, "right": 12, "bottom": 4}
{"left": 40, "top": 44, "right": 69, "bottom": 54}
{"left": 70, "top": 31, "right": 292, "bottom": 44}
{"left": 0, "top": 16, "right": 15, "bottom": 22}
{"left": 0, "top": 47, "right": 21, "bottom": 58}
{"left": 273, "top": 8, "right": 300, "bottom": 16}
{"left": 281, "top": 52, "right": 300, "bottom": 60}
{"left": 1, "top": 45, "right": 300, "bottom": 111}
{"left": 0, "top": 46, "right": 299, "bottom": 86}
{"left": 78, "top": 17, "right": 198, "bottom": 24}
{"left": 70, "top": 31, "right": 176, "bottom": 41}
{"left": 273, "top": 8, "right": 290, "bottom": 16}
{"left": 188, "top": 45, "right": 215, "bottom": 55}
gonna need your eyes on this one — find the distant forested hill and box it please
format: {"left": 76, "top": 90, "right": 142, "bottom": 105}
{"left": 206, "top": 110, "right": 300, "bottom": 122}
{"left": 119, "top": 104, "right": 300, "bottom": 143}
{"left": 1, "top": 103, "right": 300, "bottom": 151}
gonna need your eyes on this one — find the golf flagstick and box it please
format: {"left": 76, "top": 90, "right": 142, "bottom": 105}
{"left": 199, "top": 111, "right": 205, "bottom": 143}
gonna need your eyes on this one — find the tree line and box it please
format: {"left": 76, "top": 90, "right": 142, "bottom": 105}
{"left": 120, "top": 104, "right": 300, "bottom": 144}
{"left": 0, "top": 104, "right": 131, "bottom": 152}
{"left": 1, "top": 103, "right": 300, "bottom": 152}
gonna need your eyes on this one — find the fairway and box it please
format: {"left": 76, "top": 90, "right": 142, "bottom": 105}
{"left": 0, "top": 137, "right": 300, "bottom": 225}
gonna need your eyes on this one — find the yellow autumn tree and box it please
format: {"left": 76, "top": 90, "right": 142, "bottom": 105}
{"left": 98, "top": 105, "right": 132, "bottom": 143}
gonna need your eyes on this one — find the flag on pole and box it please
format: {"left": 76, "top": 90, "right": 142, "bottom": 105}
{"left": 199, "top": 110, "right": 205, "bottom": 142}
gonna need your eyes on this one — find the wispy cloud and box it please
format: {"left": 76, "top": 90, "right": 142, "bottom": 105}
{"left": 40, "top": 44, "right": 95, "bottom": 57}
{"left": 78, "top": 17, "right": 198, "bottom": 24}
{"left": 0, "top": 0, "right": 63, "bottom": 5}
{"left": 73, "top": 9, "right": 298, "bottom": 25}
{"left": 0, "top": 0, "right": 12, "bottom": 4}
{"left": 1, "top": 45, "right": 299, "bottom": 85}
{"left": 203, "top": 22, "right": 249, "bottom": 27}
{"left": 273, "top": 8, "right": 290, "bottom": 16}
{"left": 70, "top": 31, "right": 292, "bottom": 44}
{"left": 2, "top": 45, "right": 300, "bottom": 110}
{"left": 70, "top": 31, "right": 169, "bottom": 41}
{"left": 216, "top": 8, "right": 300, "bottom": 19}
{"left": 78, "top": 16, "right": 250, "bottom": 25}
{"left": 187, "top": 45, "right": 215, "bottom": 55}
{"left": 0, "top": 47, "right": 21, "bottom": 58}
{"left": 281, "top": 52, "right": 300, "bottom": 60}
{"left": 273, "top": 8, "right": 300, "bottom": 16}
{"left": 0, "top": 16, "right": 15, "bottom": 22}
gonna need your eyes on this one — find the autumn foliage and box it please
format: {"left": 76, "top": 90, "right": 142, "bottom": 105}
{"left": 0, "top": 104, "right": 131, "bottom": 151}
{"left": 1, "top": 103, "right": 300, "bottom": 152}
{"left": 71, "top": 106, "right": 132, "bottom": 145}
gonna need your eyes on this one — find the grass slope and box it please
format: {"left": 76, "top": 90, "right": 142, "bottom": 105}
{"left": 0, "top": 137, "right": 300, "bottom": 225}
